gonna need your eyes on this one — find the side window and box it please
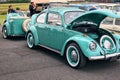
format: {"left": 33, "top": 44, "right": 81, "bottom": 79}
{"left": 115, "top": 18, "right": 120, "bottom": 25}
{"left": 36, "top": 12, "right": 46, "bottom": 23}
{"left": 102, "top": 17, "right": 113, "bottom": 25}
{"left": 47, "top": 13, "right": 62, "bottom": 26}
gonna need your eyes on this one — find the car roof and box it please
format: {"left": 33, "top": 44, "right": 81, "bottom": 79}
{"left": 69, "top": 3, "right": 101, "bottom": 11}
{"left": 70, "top": 3, "right": 99, "bottom": 6}
{"left": 42, "top": 7, "right": 84, "bottom": 14}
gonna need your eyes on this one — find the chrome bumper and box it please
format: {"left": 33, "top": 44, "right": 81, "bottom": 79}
{"left": 89, "top": 53, "right": 120, "bottom": 60}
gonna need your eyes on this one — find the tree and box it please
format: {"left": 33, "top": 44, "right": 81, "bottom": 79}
{"left": 114, "top": 0, "right": 120, "bottom": 2}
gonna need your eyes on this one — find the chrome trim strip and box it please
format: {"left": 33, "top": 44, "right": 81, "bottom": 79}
{"left": 89, "top": 53, "right": 120, "bottom": 60}
{"left": 39, "top": 44, "right": 61, "bottom": 54}
{"left": 11, "top": 34, "right": 25, "bottom": 36}
{"left": 10, "top": 17, "right": 29, "bottom": 19}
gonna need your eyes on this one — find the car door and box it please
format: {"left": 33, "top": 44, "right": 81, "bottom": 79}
{"left": 45, "top": 12, "right": 67, "bottom": 51}
{"left": 36, "top": 12, "right": 50, "bottom": 46}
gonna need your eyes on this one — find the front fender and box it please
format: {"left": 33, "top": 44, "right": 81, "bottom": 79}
{"left": 61, "top": 35, "right": 104, "bottom": 58}
{"left": 27, "top": 26, "right": 39, "bottom": 45}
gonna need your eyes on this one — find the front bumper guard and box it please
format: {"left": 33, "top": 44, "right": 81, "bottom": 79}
{"left": 89, "top": 53, "right": 120, "bottom": 60}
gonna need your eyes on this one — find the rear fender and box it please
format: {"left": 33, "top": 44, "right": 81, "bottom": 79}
{"left": 2, "top": 22, "right": 11, "bottom": 36}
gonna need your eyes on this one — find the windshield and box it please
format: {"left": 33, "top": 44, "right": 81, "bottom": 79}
{"left": 115, "top": 18, "right": 120, "bottom": 25}
{"left": 64, "top": 11, "right": 84, "bottom": 25}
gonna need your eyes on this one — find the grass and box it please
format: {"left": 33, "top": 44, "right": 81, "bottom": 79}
{"left": 0, "top": 15, "right": 6, "bottom": 26}
{"left": 0, "top": 3, "right": 29, "bottom": 12}
{"left": 0, "top": 3, "right": 29, "bottom": 26}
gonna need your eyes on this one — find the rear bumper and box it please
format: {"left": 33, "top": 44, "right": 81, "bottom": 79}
{"left": 89, "top": 53, "right": 120, "bottom": 60}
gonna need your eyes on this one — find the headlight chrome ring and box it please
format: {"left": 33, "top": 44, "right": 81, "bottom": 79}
{"left": 89, "top": 41, "right": 97, "bottom": 50}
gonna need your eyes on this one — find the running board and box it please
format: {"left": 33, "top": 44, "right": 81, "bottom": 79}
{"left": 39, "top": 44, "right": 61, "bottom": 54}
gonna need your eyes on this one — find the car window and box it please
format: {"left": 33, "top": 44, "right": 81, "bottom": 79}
{"left": 64, "top": 11, "right": 84, "bottom": 25}
{"left": 36, "top": 12, "right": 46, "bottom": 23}
{"left": 115, "top": 18, "right": 120, "bottom": 25}
{"left": 79, "top": 7, "right": 85, "bottom": 10}
{"left": 106, "top": 6, "right": 113, "bottom": 10}
{"left": 102, "top": 17, "right": 114, "bottom": 25}
{"left": 114, "top": 6, "right": 120, "bottom": 12}
{"left": 47, "top": 13, "right": 62, "bottom": 26}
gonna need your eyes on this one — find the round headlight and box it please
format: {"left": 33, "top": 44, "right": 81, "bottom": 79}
{"left": 89, "top": 41, "right": 97, "bottom": 50}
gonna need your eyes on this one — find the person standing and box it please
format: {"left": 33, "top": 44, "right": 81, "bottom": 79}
{"left": 8, "top": 5, "right": 16, "bottom": 13}
{"left": 89, "top": 5, "right": 97, "bottom": 11}
{"left": 29, "top": 2, "right": 36, "bottom": 17}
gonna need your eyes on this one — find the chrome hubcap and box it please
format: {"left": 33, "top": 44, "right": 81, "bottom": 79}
{"left": 66, "top": 45, "right": 80, "bottom": 67}
{"left": 4, "top": 29, "right": 6, "bottom": 33}
{"left": 3, "top": 28, "right": 7, "bottom": 38}
{"left": 27, "top": 33, "right": 34, "bottom": 48}
{"left": 30, "top": 36, "right": 33, "bottom": 44}
{"left": 71, "top": 50, "right": 78, "bottom": 62}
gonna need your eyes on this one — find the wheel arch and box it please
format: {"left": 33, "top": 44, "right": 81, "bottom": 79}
{"left": 2, "top": 25, "right": 6, "bottom": 32}
{"left": 27, "top": 26, "right": 39, "bottom": 45}
{"left": 61, "top": 36, "right": 93, "bottom": 58}
{"left": 61, "top": 39, "right": 85, "bottom": 57}
{"left": 63, "top": 40, "right": 79, "bottom": 54}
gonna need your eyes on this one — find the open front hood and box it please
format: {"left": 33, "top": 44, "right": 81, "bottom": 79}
{"left": 68, "top": 9, "right": 120, "bottom": 29}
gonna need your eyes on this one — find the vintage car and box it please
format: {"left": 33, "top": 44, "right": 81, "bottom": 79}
{"left": 99, "top": 3, "right": 120, "bottom": 12}
{"left": 2, "top": 12, "right": 30, "bottom": 39}
{"left": 101, "top": 17, "right": 120, "bottom": 34}
{"left": 35, "top": 2, "right": 69, "bottom": 13}
{"left": 69, "top": 3, "right": 101, "bottom": 11}
{"left": 26, "top": 7, "right": 120, "bottom": 68}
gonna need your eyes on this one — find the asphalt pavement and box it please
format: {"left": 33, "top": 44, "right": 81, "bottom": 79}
{"left": 0, "top": 26, "right": 120, "bottom": 80}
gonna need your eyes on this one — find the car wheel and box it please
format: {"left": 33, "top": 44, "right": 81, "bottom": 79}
{"left": 2, "top": 27, "right": 8, "bottom": 39}
{"left": 22, "top": 19, "right": 31, "bottom": 32}
{"left": 27, "top": 32, "right": 35, "bottom": 49}
{"left": 66, "top": 43, "right": 86, "bottom": 68}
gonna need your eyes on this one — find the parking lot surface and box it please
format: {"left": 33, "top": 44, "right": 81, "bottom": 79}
{"left": 0, "top": 26, "right": 120, "bottom": 80}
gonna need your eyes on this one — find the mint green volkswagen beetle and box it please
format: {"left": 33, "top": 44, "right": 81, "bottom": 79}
{"left": 2, "top": 12, "right": 30, "bottom": 39}
{"left": 26, "top": 7, "right": 120, "bottom": 68}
